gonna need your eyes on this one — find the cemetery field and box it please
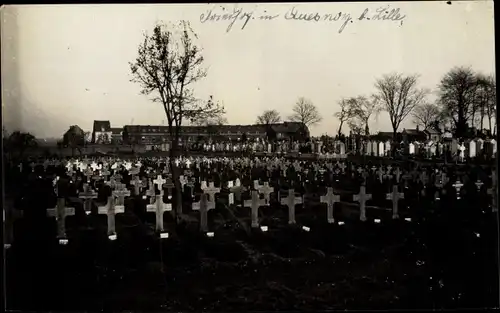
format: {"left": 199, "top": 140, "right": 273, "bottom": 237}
{"left": 5, "top": 194, "right": 499, "bottom": 311}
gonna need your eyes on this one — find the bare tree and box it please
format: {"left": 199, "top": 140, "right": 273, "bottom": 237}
{"left": 130, "top": 21, "right": 223, "bottom": 221}
{"left": 437, "top": 67, "right": 479, "bottom": 138}
{"left": 375, "top": 73, "right": 427, "bottom": 139}
{"left": 475, "top": 73, "right": 496, "bottom": 133}
{"left": 411, "top": 103, "right": 443, "bottom": 130}
{"left": 256, "top": 109, "right": 281, "bottom": 124}
{"left": 289, "top": 97, "right": 322, "bottom": 127}
{"left": 334, "top": 98, "right": 354, "bottom": 136}
{"left": 346, "top": 96, "right": 380, "bottom": 136}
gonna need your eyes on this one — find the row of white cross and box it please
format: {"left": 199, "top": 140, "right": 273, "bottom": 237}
{"left": 12, "top": 169, "right": 497, "bottom": 249}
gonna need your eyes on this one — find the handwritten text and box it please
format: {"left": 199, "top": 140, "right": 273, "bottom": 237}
{"left": 199, "top": 5, "right": 407, "bottom": 34}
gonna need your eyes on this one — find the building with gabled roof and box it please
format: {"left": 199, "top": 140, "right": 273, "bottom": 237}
{"left": 122, "top": 122, "right": 310, "bottom": 146}
{"left": 92, "top": 120, "right": 112, "bottom": 144}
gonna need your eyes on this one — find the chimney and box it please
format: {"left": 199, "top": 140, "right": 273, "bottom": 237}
{"left": 416, "top": 125, "right": 419, "bottom": 132}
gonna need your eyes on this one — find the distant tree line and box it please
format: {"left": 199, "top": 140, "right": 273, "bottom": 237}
{"left": 332, "top": 67, "right": 496, "bottom": 140}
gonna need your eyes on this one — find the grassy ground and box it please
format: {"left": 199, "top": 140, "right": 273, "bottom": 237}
{"left": 5, "top": 208, "right": 499, "bottom": 311}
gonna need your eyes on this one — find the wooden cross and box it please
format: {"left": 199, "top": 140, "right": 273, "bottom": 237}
{"left": 202, "top": 182, "right": 220, "bottom": 203}
{"left": 98, "top": 196, "right": 124, "bottom": 236}
{"left": 84, "top": 168, "right": 94, "bottom": 183}
{"left": 200, "top": 180, "right": 208, "bottom": 190}
{"left": 146, "top": 194, "right": 172, "bottom": 232}
{"left": 113, "top": 184, "right": 130, "bottom": 207}
{"left": 394, "top": 167, "right": 401, "bottom": 183}
{"left": 90, "top": 162, "right": 99, "bottom": 171}
{"left": 320, "top": 187, "right": 340, "bottom": 223}
{"left": 145, "top": 180, "right": 156, "bottom": 203}
{"left": 192, "top": 193, "right": 215, "bottom": 232}
{"left": 338, "top": 162, "right": 347, "bottom": 173}
{"left": 164, "top": 178, "right": 175, "bottom": 200}
{"left": 253, "top": 180, "right": 262, "bottom": 191}
{"left": 227, "top": 181, "right": 235, "bottom": 205}
{"left": 101, "top": 169, "right": 111, "bottom": 181}
{"left": 230, "top": 179, "right": 246, "bottom": 204}
{"left": 53, "top": 176, "right": 60, "bottom": 196}
{"left": 353, "top": 185, "right": 372, "bottom": 222}
{"left": 257, "top": 182, "right": 274, "bottom": 205}
{"left": 79, "top": 183, "right": 97, "bottom": 214}
{"left": 452, "top": 180, "right": 463, "bottom": 200}
{"left": 153, "top": 175, "right": 166, "bottom": 192}
{"left": 243, "top": 190, "right": 266, "bottom": 228}
{"left": 386, "top": 185, "right": 404, "bottom": 219}
{"left": 124, "top": 162, "right": 132, "bottom": 171}
{"left": 280, "top": 189, "right": 303, "bottom": 225}
{"left": 47, "top": 199, "right": 75, "bottom": 240}
{"left": 179, "top": 175, "right": 187, "bottom": 191}
{"left": 130, "top": 175, "right": 144, "bottom": 196}
{"left": 475, "top": 179, "right": 484, "bottom": 191}
{"left": 458, "top": 144, "right": 466, "bottom": 162}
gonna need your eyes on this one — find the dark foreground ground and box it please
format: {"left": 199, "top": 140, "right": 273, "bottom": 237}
{"left": 5, "top": 210, "right": 499, "bottom": 311}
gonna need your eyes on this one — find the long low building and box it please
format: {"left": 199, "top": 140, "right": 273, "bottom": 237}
{"left": 122, "top": 122, "right": 310, "bottom": 145}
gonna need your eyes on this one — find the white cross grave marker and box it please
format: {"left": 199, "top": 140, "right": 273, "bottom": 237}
{"left": 131, "top": 176, "right": 144, "bottom": 196}
{"left": 79, "top": 183, "right": 97, "bottom": 215}
{"left": 98, "top": 196, "right": 124, "bottom": 237}
{"left": 353, "top": 185, "right": 372, "bottom": 222}
{"left": 202, "top": 182, "right": 220, "bottom": 203}
{"left": 146, "top": 194, "right": 172, "bottom": 232}
{"left": 281, "top": 189, "right": 303, "bottom": 225}
{"left": 475, "top": 179, "right": 484, "bottom": 191}
{"left": 257, "top": 182, "right": 274, "bottom": 205}
{"left": 192, "top": 193, "right": 215, "bottom": 232}
{"left": 320, "top": 187, "right": 340, "bottom": 223}
{"left": 452, "top": 180, "right": 464, "bottom": 200}
{"left": 243, "top": 190, "right": 267, "bottom": 228}
{"left": 47, "top": 199, "right": 75, "bottom": 241}
{"left": 113, "top": 184, "right": 130, "bottom": 207}
{"left": 386, "top": 185, "right": 404, "bottom": 219}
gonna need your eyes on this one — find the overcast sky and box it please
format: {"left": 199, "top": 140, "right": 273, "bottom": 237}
{"left": 1, "top": 1, "right": 495, "bottom": 138}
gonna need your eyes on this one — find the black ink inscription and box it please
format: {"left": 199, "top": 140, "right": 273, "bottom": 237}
{"left": 200, "top": 7, "right": 253, "bottom": 32}
{"left": 284, "top": 6, "right": 353, "bottom": 34}
{"left": 259, "top": 10, "right": 280, "bottom": 21}
{"left": 358, "top": 6, "right": 406, "bottom": 22}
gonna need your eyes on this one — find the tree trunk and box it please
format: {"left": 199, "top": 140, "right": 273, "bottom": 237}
{"left": 169, "top": 139, "right": 183, "bottom": 224}
{"left": 471, "top": 109, "right": 476, "bottom": 128}
{"left": 480, "top": 113, "right": 484, "bottom": 130}
{"left": 392, "top": 130, "right": 398, "bottom": 157}
{"left": 337, "top": 121, "right": 344, "bottom": 137}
